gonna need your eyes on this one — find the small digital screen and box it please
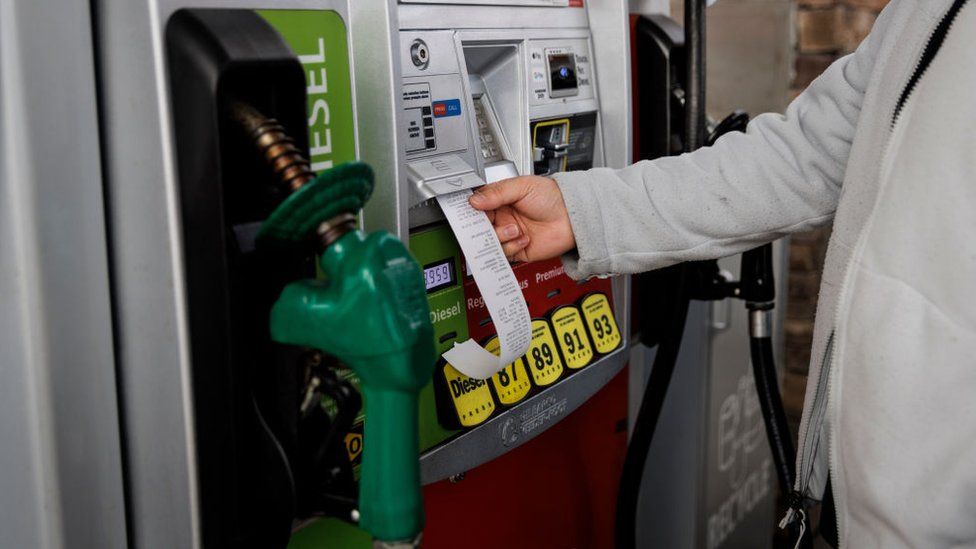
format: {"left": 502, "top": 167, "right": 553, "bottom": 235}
{"left": 424, "top": 258, "right": 456, "bottom": 293}
{"left": 548, "top": 53, "right": 578, "bottom": 92}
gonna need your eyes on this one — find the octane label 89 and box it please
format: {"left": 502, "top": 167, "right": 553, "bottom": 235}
{"left": 581, "top": 293, "right": 621, "bottom": 354}
{"left": 550, "top": 305, "right": 593, "bottom": 369}
{"left": 526, "top": 319, "right": 564, "bottom": 386}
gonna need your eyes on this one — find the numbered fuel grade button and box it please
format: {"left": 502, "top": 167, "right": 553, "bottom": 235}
{"left": 526, "top": 319, "right": 565, "bottom": 386}
{"left": 443, "top": 362, "right": 496, "bottom": 427}
{"left": 550, "top": 305, "right": 594, "bottom": 370}
{"left": 580, "top": 293, "right": 622, "bottom": 354}
{"left": 484, "top": 335, "right": 532, "bottom": 405}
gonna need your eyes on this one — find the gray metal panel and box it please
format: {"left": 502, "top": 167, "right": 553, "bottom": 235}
{"left": 587, "top": 0, "right": 633, "bottom": 168}
{"left": 399, "top": 4, "right": 590, "bottom": 30}
{"left": 93, "top": 1, "right": 353, "bottom": 547}
{"left": 353, "top": 0, "right": 412, "bottom": 239}
{"left": 635, "top": 303, "right": 712, "bottom": 548}
{"left": 0, "top": 0, "right": 127, "bottom": 547}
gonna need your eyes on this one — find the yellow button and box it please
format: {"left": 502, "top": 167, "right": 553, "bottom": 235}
{"left": 443, "top": 362, "right": 495, "bottom": 427}
{"left": 550, "top": 305, "right": 593, "bottom": 369}
{"left": 526, "top": 319, "right": 565, "bottom": 386}
{"left": 581, "top": 293, "right": 622, "bottom": 354}
{"left": 485, "top": 335, "right": 532, "bottom": 405}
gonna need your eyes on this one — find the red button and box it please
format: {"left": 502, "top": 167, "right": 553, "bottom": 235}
{"left": 433, "top": 103, "right": 447, "bottom": 117}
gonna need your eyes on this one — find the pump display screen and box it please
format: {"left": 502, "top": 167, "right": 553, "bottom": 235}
{"left": 547, "top": 53, "right": 578, "bottom": 93}
{"left": 424, "top": 259, "right": 456, "bottom": 293}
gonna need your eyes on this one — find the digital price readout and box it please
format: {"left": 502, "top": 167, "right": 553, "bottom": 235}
{"left": 423, "top": 258, "right": 456, "bottom": 293}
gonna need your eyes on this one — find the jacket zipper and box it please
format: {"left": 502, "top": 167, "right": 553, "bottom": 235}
{"left": 783, "top": 0, "right": 970, "bottom": 542}
{"left": 792, "top": 331, "right": 833, "bottom": 499}
{"left": 893, "top": 0, "right": 970, "bottom": 126}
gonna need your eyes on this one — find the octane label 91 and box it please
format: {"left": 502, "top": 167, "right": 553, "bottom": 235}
{"left": 526, "top": 319, "right": 564, "bottom": 386}
{"left": 581, "top": 293, "right": 621, "bottom": 354}
{"left": 485, "top": 336, "right": 531, "bottom": 405}
{"left": 550, "top": 306, "right": 593, "bottom": 369}
{"left": 443, "top": 362, "right": 495, "bottom": 427}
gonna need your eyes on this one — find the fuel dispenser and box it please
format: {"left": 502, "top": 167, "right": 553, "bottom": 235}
{"left": 95, "top": 0, "right": 635, "bottom": 547}
{"left": 1, "top": 0, "right": 801, "bottom": 545}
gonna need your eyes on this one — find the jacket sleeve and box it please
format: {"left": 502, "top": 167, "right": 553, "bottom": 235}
{"left": 553, "top": 4, "right": 894, "bottom": 279}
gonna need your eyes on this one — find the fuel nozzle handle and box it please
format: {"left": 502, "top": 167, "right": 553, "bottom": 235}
{"left": 270, "top": 230, "right": 434, "bottom": 543}
{"left": 233, "top": 103, "right": 435, "bottom": 543}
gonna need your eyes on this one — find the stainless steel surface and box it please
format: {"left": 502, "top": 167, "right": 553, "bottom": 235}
{"left": 410, "top": 39, "right": 431, "bottom": 69}
{"left": 351, "top": 0, "right": 410, "bottom": 239}
{"left": 403, "top": 0, "right": 570, "bottom": 5}
{"left": 399, "top": 30, "right": 483, "bottom": 221}
{"left": 407, "top": 155, "right": 484, "bottom": 200}
{"left": 0, "top": 1, "right": 127, "bottom": 546}
{"left": 94, "top": 2, "right": 354, "bottom": 547}
{"left": 464, "top": 41, "right": 527, "bottom": 173}
{"left": 399, "top": 4, "right": 589, "bottom": 30}
{"left": 635, "top": 303, "right": 711, "bottom": 548}
{"left": 749, "top": 309, "right": 772, "bottom": 339}
{"left": 587, "top": 0, "right": 633, "bottom": 168}
{"left": 420, "top": 347, "right": 629, "bottom": 483}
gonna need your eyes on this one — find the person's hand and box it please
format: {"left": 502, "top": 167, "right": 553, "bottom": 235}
{"left": 468, "top": 175, "right": 575, "bottom": 263}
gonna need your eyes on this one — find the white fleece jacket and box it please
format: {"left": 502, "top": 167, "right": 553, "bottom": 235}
{"left": 554, "top": 0, "right": 976, "bottom": 546}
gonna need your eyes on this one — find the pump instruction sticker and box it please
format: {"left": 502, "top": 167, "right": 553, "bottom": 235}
{"left": 484, "top": 336, "right": 531, "bottom": 404}
{"left": 580, "top": 293, "right": 621, "bottom": 354}
{"left": 527, "top": 319, "right": 565, "bottom": 386}
{"left": 551, "top": 305, "right": 593, "bottom": 369}
{"left": 438, "top": 188, "right": 532, "bottom": 379}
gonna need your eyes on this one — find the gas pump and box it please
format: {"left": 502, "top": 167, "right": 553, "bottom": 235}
{"left": 2, "top": 0, "right": 801, "bottom": 546}
{"left": 93, "top": 0, "right": 637, "bottom": 547}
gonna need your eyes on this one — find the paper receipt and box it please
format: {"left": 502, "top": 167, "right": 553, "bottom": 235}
{"left": 437, "top": 189, "right": 532, "bottom": 379}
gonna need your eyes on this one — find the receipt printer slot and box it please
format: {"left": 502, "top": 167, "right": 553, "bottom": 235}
{"left": 408, "top": 154, "right": 485, "bottom": 202}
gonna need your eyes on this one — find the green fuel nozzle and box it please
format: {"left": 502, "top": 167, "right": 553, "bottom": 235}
{"left": 232, "top": 103, "right": 435, "bottom": 544}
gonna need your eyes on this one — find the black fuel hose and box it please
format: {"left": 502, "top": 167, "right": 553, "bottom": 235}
{"left": 748, "top": 308, "right": 795, "bottom": 493}
{"left": 684, "top": 0, "right": 707, "bottom": 151}
{"left": 742, "top": 241, "right": 810, "bottom": 548}
{"left": 748, "top": 309, "right": 812, "bottom": 549}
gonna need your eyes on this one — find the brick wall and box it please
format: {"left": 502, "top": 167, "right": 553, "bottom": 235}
{"left": 782, "top": 0, "right": 891, "bottom": 429}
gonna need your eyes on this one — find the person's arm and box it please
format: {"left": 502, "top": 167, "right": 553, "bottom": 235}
{"left": 472, "top": 2, "right": 897, "bottom": 278}
{"left": 554, "top": 7, "right": 895, "bottom": 278}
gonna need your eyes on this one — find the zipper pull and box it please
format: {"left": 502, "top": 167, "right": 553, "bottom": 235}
{"left": 777, "top": 507, "right": 796, "bottom": 530}
{"left": 778, "top": 490, "right": 803, "bottom": 528}
{"left": 779, "top": 491, "right": 808, "bottom": 549}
